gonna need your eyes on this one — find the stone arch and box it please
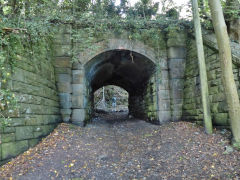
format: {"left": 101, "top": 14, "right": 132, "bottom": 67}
{"left": 70, "top": 38, "right": 169, "bottom": 125}
{"left": 56, "top": 33, "right": 186, "bottom": 126}
{"left": 77, "top": 38, "right": 159, "bottom": 67}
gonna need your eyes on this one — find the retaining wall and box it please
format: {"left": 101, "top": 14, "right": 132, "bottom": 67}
{"left": 0, "top": 39, "right": 61, "bottom": 165}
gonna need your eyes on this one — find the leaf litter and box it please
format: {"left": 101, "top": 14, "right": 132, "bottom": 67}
{"left": 0, "top": 112, "right": 240, "bottom": 179}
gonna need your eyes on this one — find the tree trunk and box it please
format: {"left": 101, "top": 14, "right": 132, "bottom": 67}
{"left": 209, "top": 0, "right": 240, "bottom": 146}
{"left": 192, "top": 0, "right": 213, "bottom": 134}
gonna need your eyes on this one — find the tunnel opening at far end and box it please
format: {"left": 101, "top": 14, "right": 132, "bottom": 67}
{"left": 84, "top": 49, "right": 159, "bottom": 124}
{"left": 94, "top": 85, "right": 129, "bottom": 113}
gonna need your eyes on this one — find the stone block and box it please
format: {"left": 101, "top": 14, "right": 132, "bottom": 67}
{"left": 62, "top": 116, "right": 71, "bottom": 123}
{"left": 72, "top": 84, "right": 85, "bottom": 95}
{"left": 158, "top": 90, "right": 170, "bottom": 100}
{"left": 54, "top": 33, "right": 71, "bottom": 45}
{"left": 2, "top": 133, "right": 15, "bottom": 143}
{"left": 72, "top": 95, "right": 86, "bottom": 108}
{"left": 16, "top": 126, "right": 34, "bottom": 141}
{"left": 168, "top": 47, "right": 186, "bottom": 59}
{"left": 55, "top": 67, "right": 72, "bottom": 75}
{"left": 172, "top": 103, "right": 183, "bottom": 111}
{"left": 170, "top": 79, "right": 184, "bottom": 90}
{"left": 56, "top": 74, "right": 71, "bottom": 83}
{"left": 12, "top": 69, "right": 25, "bottom": 82}
{"left": 57, "top": 82, "right": 72, "bottom": 93}
{"left": 6, "top": 118, "right": 26, "bottom": 127}
{"left": 183, "top": 103, "right": 196, "bottom": 110}
{"left": 160, "top": 70, "right": 169, "bottom": 80}
{"left": 209, "top": 86, "right": 219, "bottom": 95}
{"left": 43, "top": 115, "right": 61, "bottom": 125}
{"left": 169, "top": 58, "right": 185, "bottom": 69}
{"left": 159, "top": 58, "right": 168, "bottom": 70}
{"left": 59, "top": 93, "right": 72, "bottom": 109}
{"left": 172, "top": 111, "right": 182, "bottom": 121}
{"left": 72, "top": 70, "right": 84, "bottom": 84}
{"left": 34, "top": 132, "right": 43, "bottom": 138}
{"left": 170, "top": 90, "right": 184, "bottom": 101}
{"left": 72, "top": 62, "right": 83, "bottom": 70}
{"left": 169, "top": 60, "right": 185, "bottom": 79}
{"left": 207, "top": 71, "right": 217, "bottom": 80}
{"left": 158, "top": 100, "right": 171, "bottom": 111}
{"left": 71, "top": 109, "right": 86, "bottom": 126}
{"left": 55, "top": 45, "right": 72, "bottom": 57}
{"left": 54, "top": 57, "right": 72, "bottom": 68}
{"left": 2, "top": 140, "right": 28, "bottom": 160}
{"left": 3, "top": 127, "right": 15, "bottom": 133}
{"left": 41, "top": 125, "right": 56, "bottom": 136}
{"left": 29, "top": 138, "right": 40, "bottom": 148}
{"left": 25, "top": 116, "right": 44, "bottom": 126}
{"left": 158, "top": 111, "right": 171, "bottom": 124}
{"left": 60, "top": 109, "right": 72, "bottom": 115}
{"left": 213, "top": 113, "right": 229, "bottom": 126}
{"left": 33, "top": 126, "right": 42, "bottom": 132}
{"left": 218, "top": 102, "right": 228, "bottom": 113}
{"left": 158, "top": 79, "right": 169, "bottom": 90}
{"left": 167, "top": 32, "right": 186, "bottom": 47}
{"left": 60, "top": 109, "right": 72, "bottom": 123}
{"left": 211, "top": 103, "right": 219, "bottom": 114}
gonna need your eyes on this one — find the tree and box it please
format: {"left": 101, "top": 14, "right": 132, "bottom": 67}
{"left": 209, "top": 0, "right": 240, "bottom": 147}
{"left": 224, "top": 0, "right": 240, "bottom": 21}
{"left": 129, "top": 0, "right": 159, "bottom": 19}
{"left": 192, "top": 0, "right": 213, "bottom": 134}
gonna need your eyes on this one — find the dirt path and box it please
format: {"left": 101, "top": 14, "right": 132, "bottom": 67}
{"left": 0, "top": 113, "right": 240, "bottom": 179}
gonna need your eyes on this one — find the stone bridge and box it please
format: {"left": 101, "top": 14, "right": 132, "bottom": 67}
{"left": 55, "top": 27, "right": 186, "bottom": 126}
{"left": 1, "top": 23, "right": 240, "bottom": 164}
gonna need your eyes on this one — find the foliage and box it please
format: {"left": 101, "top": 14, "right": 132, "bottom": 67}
{"left": 198, "top": 0, "right": 240, "bottom": 29}
{"left": 223, "top": 0, "right": 240, "bottom": 21}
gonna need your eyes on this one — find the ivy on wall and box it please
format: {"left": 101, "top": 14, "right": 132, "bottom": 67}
{"left": 0, "top": 17, "right": 57, "bottom": 126}
{"left": 70, "top": 15, "right": 190, "bottom": 63}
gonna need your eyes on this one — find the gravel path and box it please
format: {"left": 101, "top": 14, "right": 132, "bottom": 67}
{"left": 0, "top": 112, "right": 240, "bottom": 179}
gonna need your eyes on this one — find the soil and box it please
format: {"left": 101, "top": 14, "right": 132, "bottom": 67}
{"left": 0, "top": 112, "right": 240, "bottom": 179}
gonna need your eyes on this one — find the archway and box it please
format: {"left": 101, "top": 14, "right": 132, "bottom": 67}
{"left": 71, "top": 49, "right": 160, "bottom": 125}
{"left": 57, "top": 37, "right": 186, "bottom": 126}
{"left": 87, "top": 49, "right": 157, "bottom": 120}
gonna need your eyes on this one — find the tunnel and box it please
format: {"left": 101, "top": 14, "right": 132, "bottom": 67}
{"left": 83, "top": 49, "right": 159, "bottom": 123}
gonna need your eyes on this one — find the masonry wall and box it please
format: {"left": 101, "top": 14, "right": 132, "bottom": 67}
{"left": 0, "top": 41, "right": 61, "bottom": 165}
{"left": 128, "top": 74, "right": 158, "bottom": 123}
{"left": 183, "top": 37, "right": 240, "bottom": 126}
